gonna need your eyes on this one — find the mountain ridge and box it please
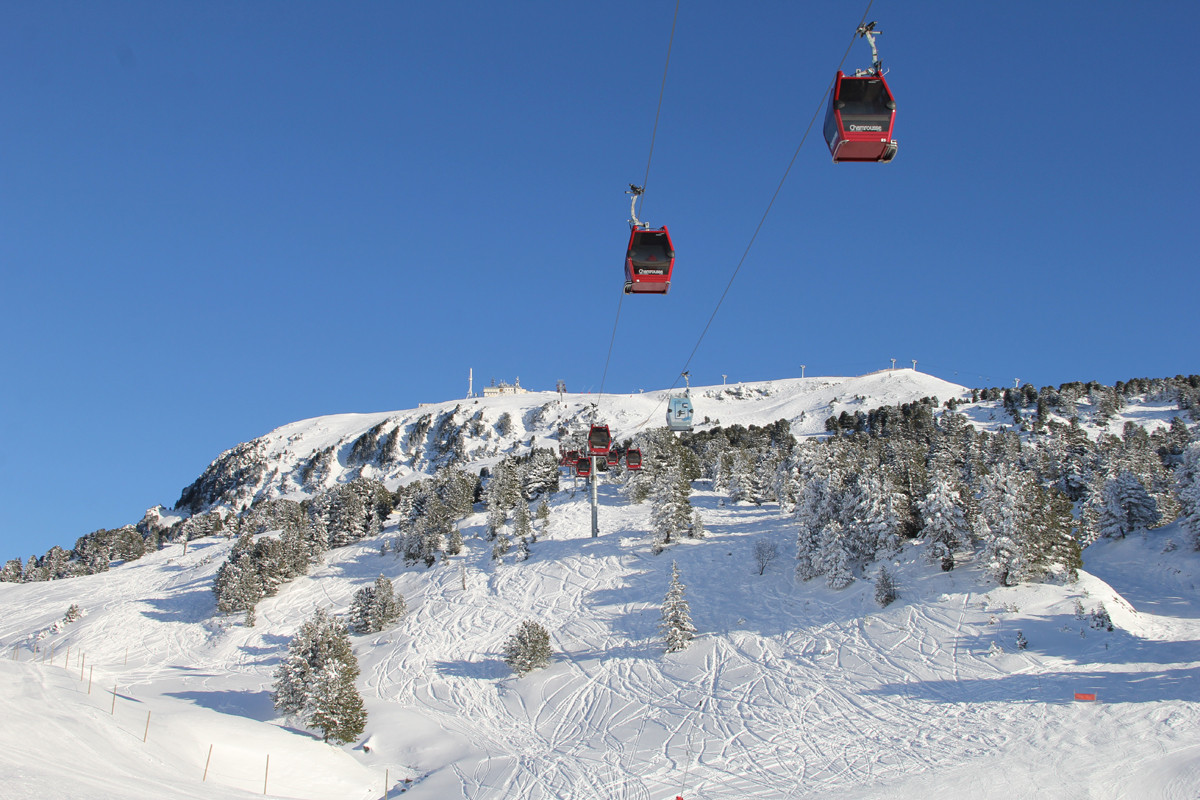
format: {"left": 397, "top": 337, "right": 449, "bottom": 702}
{"left": 177, "top": 371, "right": 967, "bottom": 516}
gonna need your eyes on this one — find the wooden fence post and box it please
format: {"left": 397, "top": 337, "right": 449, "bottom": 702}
{"left": 88, "top": 665, "right": 94, "bottom": 694}
{"left": 80, "top": 654, "right": 86, "bottom": 680}
{"left": 143, "top": 710, "right": 151, "bottom": 743}
{"left": 111, "top": 684, "right": 117, "bottom": 715}
{"left": 264, "top": 754, "right": 270, "bottom": 795}
{"left": 202, "top": 744, "right": 213, "bottom": 781}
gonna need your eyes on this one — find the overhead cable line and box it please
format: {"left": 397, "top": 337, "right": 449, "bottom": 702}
{"left": 627, "top": 0, "right": 877, "bottom": 432}
{"left": 594, "top": 0, "right": 682, "bottom": 417}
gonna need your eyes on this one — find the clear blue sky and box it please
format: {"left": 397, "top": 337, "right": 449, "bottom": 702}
{"left": 2, "top": 1, "right": 1197, "bottom": 559}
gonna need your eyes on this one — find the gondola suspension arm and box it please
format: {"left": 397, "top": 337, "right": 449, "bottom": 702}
{"left": 627, "top": 184, "right": 647, "bottom": 229}
{"left": 856, "top": 21, "right": 883, "bottom": 75}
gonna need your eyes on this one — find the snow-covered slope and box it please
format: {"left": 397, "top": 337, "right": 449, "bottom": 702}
{"left": 2, "top": 481, "right": 1198, "bottom": 799}
{"left": 3, "top": 371, "right": 1198, "bottom": 799}
{"left": 176, "top": 371, "right": 967, "bottom": 514}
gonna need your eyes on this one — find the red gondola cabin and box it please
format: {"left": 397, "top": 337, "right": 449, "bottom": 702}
{"left": 625, "top": 448, "right": 642, "bottom": 470}
{"left": 588, "top": 424, "right": 612, "bottom": 456}
{"left": 624, "top": 226, "right": 675, "bottom": 294}
{"left": 576, "top": 457, "right": 592, "bottom": 478}
{"left": 560, "top": 450, "right": 580, "bottom": 468}
{"left": 823, "top": 71, "right": 897, "bottom": 163}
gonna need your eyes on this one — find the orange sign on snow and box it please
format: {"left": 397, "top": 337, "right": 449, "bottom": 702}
{"left": 1074, "top": 692, "right": 1097, "bottom": 702}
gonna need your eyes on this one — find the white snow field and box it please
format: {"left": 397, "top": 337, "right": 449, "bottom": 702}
{"left": 1, "top": 372, "right": 1198, "bottom": 799}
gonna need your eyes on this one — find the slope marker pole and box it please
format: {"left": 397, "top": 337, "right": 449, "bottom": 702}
{"left": 264, "top": 754, "right": 270, "bottom": 795}
{"left": 111, "top": 684, "right": 117, "bottom": 714}
{"left": 88, "top": 665, "right": 94, "bottom": 694}
{"left": 143, "top": 710, "right": 151, "bottom": 742}
{"left": 203, "top": 744, "right": 213, "bottom": 781}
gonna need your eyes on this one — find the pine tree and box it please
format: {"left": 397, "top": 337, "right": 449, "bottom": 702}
{"left": 213, "top": 534, "right": 266, "bottom": 614}
{"left": 1090, "top": 603, "right": 1114, "bottom": 632}
{"left": 1178, "top": 443, "right": 1200, "bottom": 550}
{"left": 501, "top": 620, "right": 552, "bottom": 676}
{"left": 307, "top": 661, "right": 367, "bottom": 744}
{"left": 369, "top": 574, "right": 404, "bottom": 629}
{"left": 919, "top": 470, "right": 970, "bottom": 571}
{"left": 818, "top": 521, "right": 855, "bottom": 590}
{"left": 272, "top": 608, "right": 366, "bottom": 744}
{"left": 1099, "top": 470, "right": 1160, "bottom": 539}
{"left": 976, "top": 465, "right": 1031, "bottom": 586}
{"left": 349, "top": 575, "right": 406, "bottom": 634}
{"left": 491, "top": 531, "right": 511, "bottom": 561}
{"left": 874, "top": 566, "right": 898, "bottom": 608}
{"left": 844, "top": 471, "right": 902, "bottom": 559}
{"left": 512, "top": 502, "right": 533, "bottom": 542}
{"left": 348, "top": 586, "right": 375, "bottom": 634}
{"left": 519, "top": 448, "right": 561, "bottom": 500}
{"left": 535, "top": 497, "right": 551, "bottom": 533}
{"left": 446, "top": 526, "right": 464, "bottom": 557}
{"left": 1030, "top": 484, "right": 1082, "bottom": 582}
{"left": 650, "top": 472, "right": 694, "bottom": 553}
{"left": 0, "top": 558, "right": 22, "bottom": 583}
{"left": 516, "top": 536, "right": 532, "bottom": 561}
{"left": 660, "top": 561, "right": 696, "bottom": 653}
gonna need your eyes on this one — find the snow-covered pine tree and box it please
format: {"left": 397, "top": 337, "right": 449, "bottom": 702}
{"left": 369, "top": 575, "right": 405, "bottom": 632}
{"left": 874, "top": 565, "right": 898, "bottom": 608}
{"left": 484, "top": 458, "right": 522, "bottom": 524}
{"left": 726, "top": 450, "right": 756, "bottom": 505}
{"left": 1090, "top": 603, "right": 1114, "bottom": 632}
{"left": 22, "top": 554, "right": 46, "bottom": 582}
{"left": 0, "top": 558, "right": 22, "bottom": 583}
{"left": 519, "top": 448, "right": 561, "bottom": 500}
{"left": 1178, "top": 443, "right": 1200, "bottom": 550}
{"left": 661, "top": 561, "right": 696, "bottom": 653}
{"left": 515, "top": 536, "right": 532, "bottom": 561}
{"left": 650, "top": 472, "right": 694, "bottom": 553}
{"left": 307, "top": 660, "right": 367, "bottom": 745}
{"left": 445, "top": 526, "right": 464, "bottom": 557}
{"left": 491, "top": 530, "right": 512, "bottom": 561}
{"left": 535, "top": 497, "right": 551, "bottom": 533}
{"left": 512, "top": 502, "right": 533, "bottom": 542}
{"left": 1098, "top": 470, "right": 1160, "bottom": 539}
{"left": 213, "top": 534, "right": 266, "bottom": 614}
{"left": 976, "top": 465, "right": 1031, "bottom": 586}
{"left": 725, "top": 445, "right": 777, "bottom": 506}
{"left": 1029, "top": 483, "right": 1082, "bottom": 582}
{"left": 918, "top": 469, "right": 970, "bottom": 571}
{"left": 817, "top": 520, "right": 855, "bottom": 590}
{"left": 794, "top": 522, "right": 821, "bottom": 582}
{"left": 501, "top": 620, "right": 552, "bottom": 676}
{"left": 272, "top": 608, "right": 366, "bottom": 744}
{"left": 348, "top": 586, "right": 375, "bottom": 634}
